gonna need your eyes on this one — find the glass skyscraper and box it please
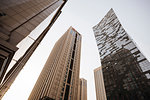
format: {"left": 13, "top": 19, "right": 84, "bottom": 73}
{"left": 93, "top": 8, "right": 150, "bottom": 100}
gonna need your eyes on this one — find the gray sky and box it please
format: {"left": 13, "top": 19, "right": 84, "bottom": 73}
{"left": 2, "top": 0, "right": 150, "bottom": 100}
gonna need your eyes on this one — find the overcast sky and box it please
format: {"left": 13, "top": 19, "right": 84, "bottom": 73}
{"left": 2, "top": 0, "right": 150, "bottom": 100}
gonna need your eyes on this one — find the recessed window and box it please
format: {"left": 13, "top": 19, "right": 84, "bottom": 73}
{"left": 61, "top": 92, "right": 63, "bottom": 96}
{"left": 62, "top": 87, "right": 64, "bottom": 91}
{"left": 0, "top": 12, "right": 6, "bottom": 17}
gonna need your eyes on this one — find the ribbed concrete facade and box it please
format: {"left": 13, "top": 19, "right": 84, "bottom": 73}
{"left": 0, "top": 0, "right": 64, "bottom": 83}
{"left": 93, "top": 8, "right": 150, "bottom": 100}
{"left": 94, "top": 67, "right": 107, "bottom": 100}
{"left": 28, "top": 27, "right": 82, "bottom": 100}
{"left": 0, "top": 0, "right": 64, "bottom": 46}
{"left": 78, "top": 78, "right": 87, "bottom": 100}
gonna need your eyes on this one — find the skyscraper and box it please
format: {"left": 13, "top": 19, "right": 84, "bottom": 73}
{"left": 0, "top": 0, "right": 64, "bottom": 83}
{"left": 28, "top": 27, "right": 82, "bottom": 100}
{"left": 94, "top": 67, "right": 107, "bottom": 100}
{"left": 93, "top": 8, "right": 150, "bottom": 100}
{"left": 78, "top": 78, "right": 87, "bottom": 100}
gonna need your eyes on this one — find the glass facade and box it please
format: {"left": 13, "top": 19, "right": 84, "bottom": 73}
{"left": 93, "top": 8, "right": 150, "bottom": 100}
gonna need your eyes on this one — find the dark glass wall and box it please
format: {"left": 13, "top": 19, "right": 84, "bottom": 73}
{"left": 101, "top": 48, "right": 150, "bottom": 100}
{"left": 93, "top": 9, "right": 150, "bottom": 100}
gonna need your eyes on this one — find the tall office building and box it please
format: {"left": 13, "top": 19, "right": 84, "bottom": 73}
{"left": 0, "top": 0, "right": 64, "bottom": 83}
{"left": 28, "top": 27, "right": 82, "bottom": 100}
{"left": 94, "top": 67, "right": 107, "bottom": 100}
{"left": 78, "top": 78, "right": 87, "bottom": 100}
{"left": 93, "top": 8, "right": 150, "bottom": 100}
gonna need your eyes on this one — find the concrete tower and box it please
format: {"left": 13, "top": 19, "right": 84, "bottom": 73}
{"left": 78, "top": 78, "right": 87, "bottom": 100}
{"left": 0, "top": 0, "right": 65, "bottom": 82}
{"left": 94, "top": 67, "right": 107, "bottom": 100}
{"left": 28, "top": 27, "right": 82, "bottom": 100}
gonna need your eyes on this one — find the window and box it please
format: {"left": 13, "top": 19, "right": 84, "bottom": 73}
{"left": 67, "top": 70, "right": 72, "bottom": 84}
{"left": 0, "top": 12, "right": 6, "bottom": 17}
{"left": 0, "top": 57, "right": 5, "bottom": 71}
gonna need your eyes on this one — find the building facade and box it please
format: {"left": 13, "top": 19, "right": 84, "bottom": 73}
{"left": 0, "top": 0, "right": 64, "bottom": 83}
{"left": 94, "top": 67, "right": 107, "bottom": 100}
{"left": 78, "top": 78, "right": 87, "bottom": 100}
{"left": 28, "top": 27, "right": 82, "bottom": 100}
{"left": 93, "top": 8, "right": 150, "bottom": 100}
